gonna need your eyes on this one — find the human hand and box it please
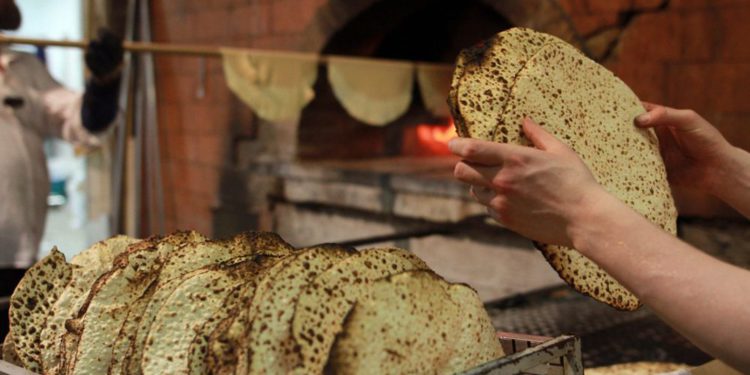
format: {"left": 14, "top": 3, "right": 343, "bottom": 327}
{"left": 85, "top": 28, "right": 124, "bottom": 84}
{"left": 635, "top": 103, "right": 735, "bottom": 195}
{"left": 450, "top": 118, "right": 614, "bottom": 248}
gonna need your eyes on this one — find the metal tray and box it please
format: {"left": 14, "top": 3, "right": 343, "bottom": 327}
{"left": 460, "top": 332, "right": 583, "bottom": 375}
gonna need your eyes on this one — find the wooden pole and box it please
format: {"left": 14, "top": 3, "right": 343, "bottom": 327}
{"left": 0, "top": 35, "right": 221, "bottom": 57}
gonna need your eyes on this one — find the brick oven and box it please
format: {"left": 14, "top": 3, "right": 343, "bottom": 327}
{"left": 153, "top": 0, "right": 750, "bottom": 303}
{"left": 237, "top": 0, "right": 589, "bottom": 302}
{"left": 149, "top": 0, "right": 750, "bottom": 366}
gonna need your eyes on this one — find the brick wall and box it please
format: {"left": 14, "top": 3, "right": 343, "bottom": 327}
{"left": 561, "top": 0, "right": 750, "bottom": 216}
{"left": 150, "top": 0, "right": 750, "bottom": 236}
{"left": 151, "top": 0, "right": 324, "bottom": 235}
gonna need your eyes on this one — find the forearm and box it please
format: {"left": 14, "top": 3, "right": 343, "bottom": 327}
{"left": 710, "top": 146, "right": 750, "bottom": 218}
{"left": 570, "top": 193, "right": 750, "bottom": 372}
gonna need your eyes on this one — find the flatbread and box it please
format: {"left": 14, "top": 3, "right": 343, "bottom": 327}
{"left": 450, "top": 28, "right": 553, "bottom": 140}
{"left": 39, "top": 235, "right": 139, "bottom": 374}
{"left": 188, "top": 282, "right": 257, "bottom": 375}
{"left": 325, "top": 271, "right": 460, "bottom": 374}
{"left": 241, "top": 244, "right": 355, "bottom": 375}
{"left": 2, "top": 330, "right": 22, "bottom": 366}
{"left": 8, "top": 248, "right": 72, "bottom": 373}
{"left": 140, "top": 259, "right": 259, "bottom": 375}
{"left": 443, "top": 284, "right": 505, "bottom": 372}
{"left": 121, "top": 231, "right": 293, "bottom": 375}
{"left": 107, "top": 231, "right": 207, "bottom": 375}
{"left": 63, "top": 239, "right": 161, "bottom": 375}
{"left": 449, "top": 28, "right": 677, "bottom": 310}
{"left": 290, "top": 247, "right": 429, "bottom": 374}
{"left": 186, "top": 246, "right": 299, "bottom": 375}
{"left": 586, "top": 361, "right": 688, "bottom": 375}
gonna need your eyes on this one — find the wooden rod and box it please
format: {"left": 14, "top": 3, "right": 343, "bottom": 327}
{"left": 0, "top": 35, "right": 455, "bottom": 67}
{"left": 0, "top": 35, "right": 221, "bottom": 57}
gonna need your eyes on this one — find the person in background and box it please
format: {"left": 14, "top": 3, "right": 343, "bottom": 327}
{"left": 449, "top": 103, "right": 750, "bottom": 372}
{"left": 0, "top": 0, "right": 123, "bottom": 340}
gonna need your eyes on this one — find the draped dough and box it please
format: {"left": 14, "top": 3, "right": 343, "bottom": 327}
{"left": 327, "top": 56, "right": 414, "bottom": 126}
{"left": 221, "top": 48, "right": 318, "bottom": 121}
{"left": 416, "top": 62, "right": 453, "bottom": 118}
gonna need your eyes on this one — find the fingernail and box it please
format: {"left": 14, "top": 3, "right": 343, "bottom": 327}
{"left": 636, "top": 113, "right": 650, "bottom": 124}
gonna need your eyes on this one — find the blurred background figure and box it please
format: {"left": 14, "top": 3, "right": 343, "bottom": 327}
{"left": 0, "top": 0, "right": 123, "bottom": 340}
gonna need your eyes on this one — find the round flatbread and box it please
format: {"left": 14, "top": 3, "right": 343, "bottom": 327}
{"left": 449, "top": 27, "right": 678, "bottom": 310}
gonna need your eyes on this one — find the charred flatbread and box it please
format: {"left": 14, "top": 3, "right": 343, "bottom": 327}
{"left": 107, "top": 232, "right": 206, "bottom": 375}
{"left": 8, "top": 248, "right": 72, "bottom": 373}
{"left": 449, "top": 27, "right": 678, "bottom": 310}
{"left": 444, "top": 283, "right": 505, "bottom": 372}
{"left": 238, "top": 244, "right": 355, "bottom": 375}
{"left": 325, "top": 271, "right": 460, "bottom": 374}
{"left": 290, "top": 247, "right": 429, "bottom": 374}
{"left": 140, "top": 258, "right": 260, "bottom": 375}
{"left": 120, "top": 231, "right": 292, "bottom": 375}
{"left": 39, "top": 235, "right": 139, "bottom": 374}
{"left": 586, "top": 361, "right": 688, "bottom": 374}
{"left": 63, "top": 239, "right": 161, "bottom": 375}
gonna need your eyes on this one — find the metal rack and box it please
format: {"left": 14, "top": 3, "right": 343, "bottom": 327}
{"left": 461, "top": 332, "right": 583, "bottom": 375}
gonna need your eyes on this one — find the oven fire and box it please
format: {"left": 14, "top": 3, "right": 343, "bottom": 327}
{"left": 402, "top": 118, "right": 457, "bottom": 156}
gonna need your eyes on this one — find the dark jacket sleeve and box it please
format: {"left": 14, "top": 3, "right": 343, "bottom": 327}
{"left": 80, "top": 77, "right": 121, "bottom": 133}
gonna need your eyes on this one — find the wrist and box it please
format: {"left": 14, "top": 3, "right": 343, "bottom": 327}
{"left": 709, "top": 146, "right": 750, "bottom": 200}
{"left": 566, "top": 188, "right": 633, "bottom": 255}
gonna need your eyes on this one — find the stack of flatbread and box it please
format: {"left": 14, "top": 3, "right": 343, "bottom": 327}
{"left": 3, "top": 231, "right": 503, "bottom": 374}
{"left": 448, "top": 27, "right": 678, "bottom": 311}
{"left": 586, "top": 361, "right": 689, "bottom": 375}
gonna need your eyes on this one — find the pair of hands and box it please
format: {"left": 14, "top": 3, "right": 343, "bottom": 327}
{"left": 450, "top": 103, "right": 735, "bottom": 247}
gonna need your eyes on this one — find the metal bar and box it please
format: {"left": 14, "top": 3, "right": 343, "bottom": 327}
{"left": 0, "top": 360, "right": 37, "bottom": 375}
{"left": 563, "top": 336, "right": 584, "bottom": 375}
{"left": 460, "top": 335, "right": 581, "bottom": 375}
{"left": 334, "top": 225, "right": 457, "bottom": 247}
{"left": 110, "top": 0, "right": 138, "bottom": 235}
{"left": 139, "top": 0, "right": 165, "bottom": 235}
{"left": 329, "top": 215, "right": 488, "bottom": 247}
{"left": 133, "top": 47, "right": 144, "bottom": 237}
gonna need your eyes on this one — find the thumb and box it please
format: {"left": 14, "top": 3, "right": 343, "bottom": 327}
{"left": 522, "top": 117, "right": 565, "bottom": 151}
{"left": 635, "top": 104, "right": 701, "bottom": 132}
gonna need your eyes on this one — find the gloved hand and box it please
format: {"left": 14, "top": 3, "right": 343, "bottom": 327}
{"left": 85, "top": 28, "right": 124, "bottom": 84}
{"left": 81, "top": 28, "right": 123, "bottom": 132}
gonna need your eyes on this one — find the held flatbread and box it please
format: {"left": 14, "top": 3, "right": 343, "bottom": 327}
{"left": 449, "top": 28, "right": 677, "bottom": 310}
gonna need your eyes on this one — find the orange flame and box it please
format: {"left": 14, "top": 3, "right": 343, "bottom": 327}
{"left": 413, "top": 119, "right": 457, "bottom": 156}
